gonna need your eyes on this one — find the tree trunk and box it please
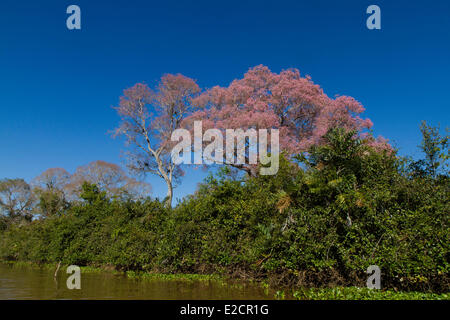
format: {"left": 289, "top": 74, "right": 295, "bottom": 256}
{"left": 165, "top": 179, "right": 173, "bottom": 208}
{"left": 54, "top": 261, "right": 61, "bottom": 278}
{"left": 230, "top": 164, "right": 258, "bottom": 178}
{"left": 154, "top": 154, "right": 173, "bottom": 208}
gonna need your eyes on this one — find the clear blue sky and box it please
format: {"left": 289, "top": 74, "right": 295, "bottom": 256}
{"left": 0, "top": 0, "right": 449, "bottom": 202}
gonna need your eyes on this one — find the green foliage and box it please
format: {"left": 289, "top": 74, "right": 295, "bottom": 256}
{"left": 410, "top": 121, "right": 449, "bottom": 178}
{"left": 291, "top": 287, "right": 448, "bottom": 300}
{"left": 34, "top": 188, "right": 68, "bottom": 217}
{"left": 0, "top": 127, "right": 448, "bottom": 294}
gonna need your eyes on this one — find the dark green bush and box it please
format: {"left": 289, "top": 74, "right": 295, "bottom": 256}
{"left": 0, "top": 129, "right": 448, "bottom": 293}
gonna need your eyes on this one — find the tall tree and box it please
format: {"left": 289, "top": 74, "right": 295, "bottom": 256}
{"left": 32, "top": 167, "right": 71, "bottom": 191}
{"left": 188, "top": 65, "right": 389, "bottom": 176}
{"left": 113, "top": 75, "right": 200, "bottom": 207}
{"left": 0, "top": 178, "right": 35, "bottom": 223}
{"left": 67, "top": 160, "right": 151, "bottom": 200}
{"left": 32, "top": 168, "right": 71, "bottom": 217}
{"left": 418, "top": 121, "right": 449, "bottom": 177}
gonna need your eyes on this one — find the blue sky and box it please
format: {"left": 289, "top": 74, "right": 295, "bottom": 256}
{"left": 0, "top": 0, "right": 449, "bottom": 202}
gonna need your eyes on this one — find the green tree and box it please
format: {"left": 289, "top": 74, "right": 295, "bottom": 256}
{"left": 417, "top": 121, "right": 449, "bottom": 177}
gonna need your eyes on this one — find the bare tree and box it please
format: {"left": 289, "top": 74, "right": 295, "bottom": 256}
{"left": 32, "top": 167, "right": 71, "bottom": 191}
{"left": 113, "top": 75, "right": 200, "bottom": 207}
{"left": 0, "top": 178, "right": 35, "bottom": 223}
{"left": 67, "top": 160, "right": 151, "bottom": 200}
{"left": 32, "top": 168, "right": 71, "bottom": 217}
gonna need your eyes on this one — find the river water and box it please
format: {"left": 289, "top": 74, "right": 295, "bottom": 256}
{"left": 0, "top": 263, "right": 273, "bottom": 299}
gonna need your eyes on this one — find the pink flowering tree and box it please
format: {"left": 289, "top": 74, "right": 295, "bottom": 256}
{"left": 113, "top": 75, "right": 200, "bottom": 207}
{"left": 187, "top": 65, "right": 389, "bottom": 176}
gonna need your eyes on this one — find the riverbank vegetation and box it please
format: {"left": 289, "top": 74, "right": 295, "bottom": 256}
{"left": 1, "top": 261, "right": 447, "bottom": 300}
{"left": 1, "top": 124, "right": 448, "bottom": 296}
{"left": 1, "top": 67, "right": 448, "bottom": 298}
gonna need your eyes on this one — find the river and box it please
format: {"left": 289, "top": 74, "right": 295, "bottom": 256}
{"left": 0, "top": 263, "right": 273, "bottom": 299}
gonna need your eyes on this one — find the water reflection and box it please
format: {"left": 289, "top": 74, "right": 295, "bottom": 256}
{"left": 0, "top": 263, "right": 272, "bottom": 300}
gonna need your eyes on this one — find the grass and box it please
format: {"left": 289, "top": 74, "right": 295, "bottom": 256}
{"left": 289, "top": 287, "right": 449, "bottom": 300}
{"left": 125, "top": 270, "right": 225, "bottom": 282}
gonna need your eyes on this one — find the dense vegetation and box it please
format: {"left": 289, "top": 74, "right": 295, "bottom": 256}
{"left": 0, "top": 125, "right": 448, "bottom": 294}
